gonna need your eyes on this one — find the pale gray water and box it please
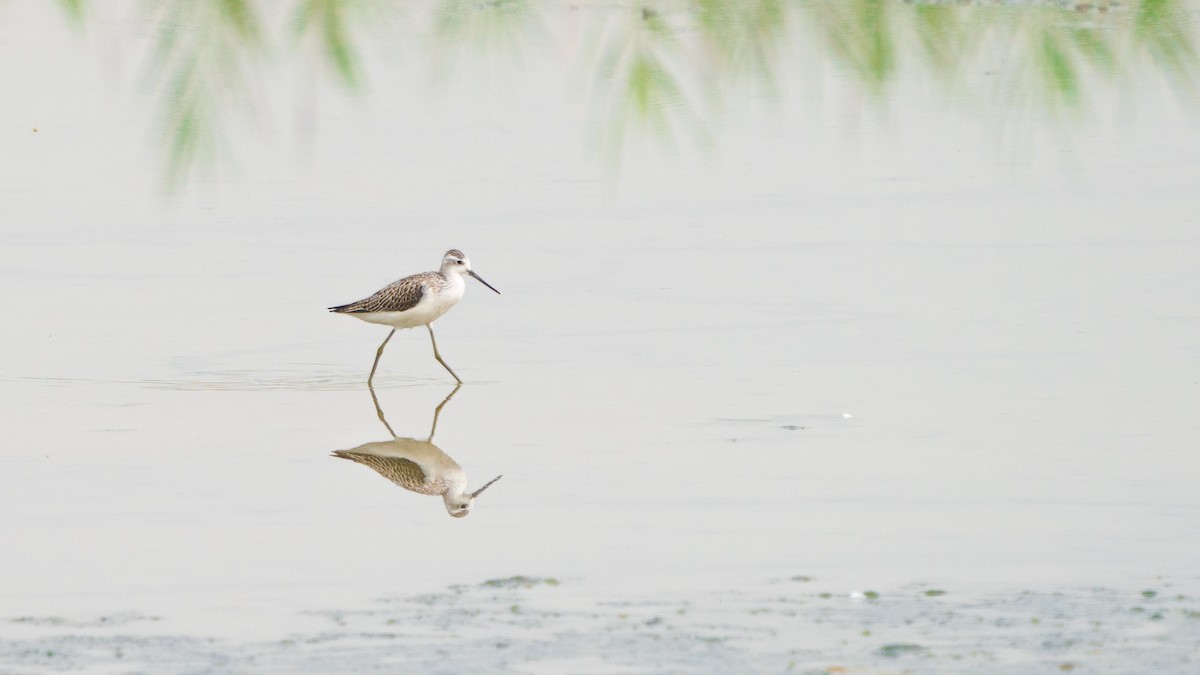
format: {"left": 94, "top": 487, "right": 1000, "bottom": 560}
{"left": 1, "top": 1, "right": 1199, "bottom": 673}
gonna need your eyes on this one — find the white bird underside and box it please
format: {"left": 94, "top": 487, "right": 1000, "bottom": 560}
{"left": 331, "top": 271, "right": 465, "bottom": 330}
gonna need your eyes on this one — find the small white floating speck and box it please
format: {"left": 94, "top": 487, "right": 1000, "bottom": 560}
{"left": 842, "top": 413, "right": 854, "bottom": 419}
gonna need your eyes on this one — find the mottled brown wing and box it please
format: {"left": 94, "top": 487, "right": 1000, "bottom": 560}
{"left": 332, "top": 451, "right": 438, "bottom": 495}
{"left": 329, "top": 275, "right": 427, "bottom": 314}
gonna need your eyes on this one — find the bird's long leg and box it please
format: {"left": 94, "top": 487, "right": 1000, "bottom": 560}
{"left": 369, "top": 328, "right": 396, "bottom": 386}
{"left": 427, "top": 324, "right": 463, "bottom": 384}
{"left": 368, "top": 382, "right": 397, "bottom": 437}
{"left": 428, "top": 383, "right": 462, "bottom": 441}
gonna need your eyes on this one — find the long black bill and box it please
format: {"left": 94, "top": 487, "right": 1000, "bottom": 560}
{"left": 469, "top": 270, "right": 501, "bottom": 294}
{"left": 470, "top": 475, "right": 503, "bottom": 498}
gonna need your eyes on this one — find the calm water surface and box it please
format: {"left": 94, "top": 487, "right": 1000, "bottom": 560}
{"left": 1, "top": 1, "right": 1198, "bottom": 672}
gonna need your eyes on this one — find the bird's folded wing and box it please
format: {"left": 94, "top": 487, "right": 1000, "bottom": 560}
{"left": 329, "top": 277, "right": 426, "bottom": 313}
{"left": 332, "top": 451, "right": 439, "bottom": 494}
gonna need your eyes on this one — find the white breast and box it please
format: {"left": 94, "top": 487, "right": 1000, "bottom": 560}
{"left": 352, "top": 275, "right": 465, "bottom": 329}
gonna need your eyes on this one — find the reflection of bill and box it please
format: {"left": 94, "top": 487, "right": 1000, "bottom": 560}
{"left": 332, "top": 385, "right": 502, "bottom": 518}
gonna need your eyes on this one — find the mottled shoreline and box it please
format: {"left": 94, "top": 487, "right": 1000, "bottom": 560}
{"left": 6, "top": 576, "right": 1198, "bottom": 674}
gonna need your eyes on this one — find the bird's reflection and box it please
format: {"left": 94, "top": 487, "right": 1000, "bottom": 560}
{"left": 332, "top": 385, "right": 502, "bottom": 518}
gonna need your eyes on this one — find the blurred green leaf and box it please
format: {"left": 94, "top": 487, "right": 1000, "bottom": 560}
{"left": 59, "top": 0, "right": 86, "bottom": 24}
{"left": 148, "top": 0, "right": 265, "bottom": 189}
{"left": 1132, "top": 0, "right": 1198, "bottom": 95}
{"left": 294, "top": 0, "right": 366, "bottom": 91}
{"left": 804, "top": 0, "right": 897, "bottom": 95}
{"left": 1040, "top": 33, "right": 1080, "bottom": 105}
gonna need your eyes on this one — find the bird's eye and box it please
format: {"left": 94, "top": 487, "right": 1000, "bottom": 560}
{"left": 456, "top": 260, "right": 464, "bottom": 265}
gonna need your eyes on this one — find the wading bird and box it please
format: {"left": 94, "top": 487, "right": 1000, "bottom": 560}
{"left": 330, "top": 249, "right": 500, "bottom": 384}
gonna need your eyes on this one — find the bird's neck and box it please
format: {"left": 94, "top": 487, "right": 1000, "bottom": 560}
{"left": 442, "top": 490, "right": 470, "bottom": 509}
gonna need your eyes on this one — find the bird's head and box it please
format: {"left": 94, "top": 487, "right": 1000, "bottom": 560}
{"left": 442, "top": 249, "right": 500, "bottom": 294}
{"left": 443, "top": 474, "right": 503, "bottom": 518}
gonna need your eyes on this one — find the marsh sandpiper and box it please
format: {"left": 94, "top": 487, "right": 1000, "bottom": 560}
{"left": 329, "top": 249, "right": 500, "bottom": 384}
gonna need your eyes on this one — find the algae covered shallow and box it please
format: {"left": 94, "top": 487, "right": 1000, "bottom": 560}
{"left": 5, "top": 577, "right": 1198, "bottom": 673}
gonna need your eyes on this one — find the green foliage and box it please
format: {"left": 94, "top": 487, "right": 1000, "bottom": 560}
{"left": 89, "top": 0, "right": 1200, "bottom": 187}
